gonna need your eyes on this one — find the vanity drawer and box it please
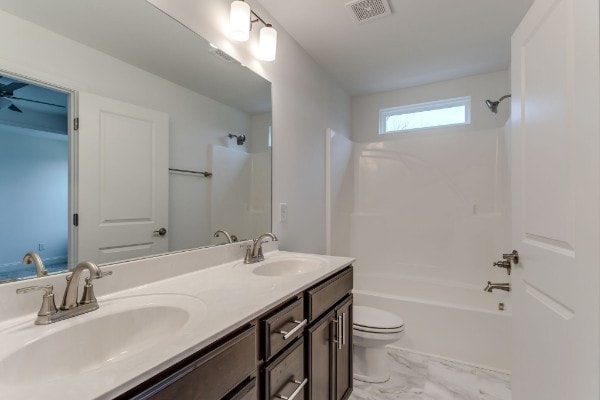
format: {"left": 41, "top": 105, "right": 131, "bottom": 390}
{"left": 128, "top": 325, "right": 256, "bottom": 400}
{"left": 227, "top": 378, "right": 257, "bottom": 400}
{"left": 306, "top": 267, "right": 353, "bottom": 322}
{"left": 262, "top": 297, "right": 306, "bottom": 360}
{"left": 263, "top": 337, "right": 306, "bottom": 400}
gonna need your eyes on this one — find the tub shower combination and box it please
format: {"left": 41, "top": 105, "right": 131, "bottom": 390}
{"left": 353, "top": 273, "right": 511, "bottom": 373}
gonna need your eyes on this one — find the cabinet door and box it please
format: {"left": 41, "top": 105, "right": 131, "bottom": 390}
{"left": 307, "top": 310, "right": 336, "bottom": 399}
{"left": 335, "top": 295, "right": 353, "bottom": 400}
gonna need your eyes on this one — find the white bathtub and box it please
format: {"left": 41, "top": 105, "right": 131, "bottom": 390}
{"left": 353, "top": 273, "right": 511, "bottom": 372}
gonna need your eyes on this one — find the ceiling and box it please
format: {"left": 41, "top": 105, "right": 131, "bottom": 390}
{"left": 257, "top": 0, "right": 534, "bottom": 95}
{"left": 0, "top": 0, "right": 271, "bottom": 115}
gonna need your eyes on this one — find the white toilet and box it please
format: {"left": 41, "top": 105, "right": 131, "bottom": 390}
{"left": 352, "top": 305, "right": 404, "bottom": 383}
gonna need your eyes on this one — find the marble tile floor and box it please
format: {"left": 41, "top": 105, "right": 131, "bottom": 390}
{"left": 350, "top": 348, "right": 511, "bottom": 400}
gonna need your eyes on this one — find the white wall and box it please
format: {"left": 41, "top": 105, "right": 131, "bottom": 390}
{"left": 0, "top": 126, "right": 68, "bottom": 270}
{"left": 147, "top": 0, "right": 352, "bottom": 254}
{"left": 352, "top": 70, "right": 510, "bottom": 142}
{"left": 0, "top": 9, "right": 255, "bottom": 254}
{"left": 331, "top": 71, "right": 511, "bottom": 288}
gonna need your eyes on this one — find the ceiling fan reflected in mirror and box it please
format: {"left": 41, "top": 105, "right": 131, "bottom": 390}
{"left": 0, "top": 76, "right": 66, "bottom": 113}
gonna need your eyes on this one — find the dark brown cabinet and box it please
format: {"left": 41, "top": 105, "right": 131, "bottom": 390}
{"left": 306, "top": 268, "right": 353, "bottom": 400}
{"left": 333, "top": 296, "right": 353, "bottom": 400}
{"left": 116, "top": 266, "right": 353, "bottom": 400}
{"left": 118, "top": 325, "right": 257, "bottom": 400}
{"left": 307, "top": 310, "right": 336, "bottom": 399}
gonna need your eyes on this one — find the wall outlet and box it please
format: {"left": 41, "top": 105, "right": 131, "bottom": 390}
{"left": 38, "top": 243, "right": 46, "bottom": 251}
{"left": 280, "top": 203, "right": 288, "bottom": 223}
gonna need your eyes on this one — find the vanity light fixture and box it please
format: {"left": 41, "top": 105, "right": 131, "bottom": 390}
{"left": 229, "top": 1, "right": 251, "bottom": 41}
{"left": 258, "top": 25, "right": 277, "bottom": 62}
{"left": 229, "top": 0, "right": 278, "bottom": 61}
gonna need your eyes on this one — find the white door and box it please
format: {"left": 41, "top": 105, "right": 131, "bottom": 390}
{"left": 77, "top": 92, "right": 169, "bottom": 264}
{"left": 511, "top": 0, "right": 600, "bottom": 399}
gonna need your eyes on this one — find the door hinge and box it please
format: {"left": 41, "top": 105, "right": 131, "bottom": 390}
{"left": 74, "top": 118, "right": 79, "bottom": 131}
{"left": 73, "top": 213, "right": 79, "bottom": 227}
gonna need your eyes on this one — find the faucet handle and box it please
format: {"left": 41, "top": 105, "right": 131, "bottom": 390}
{"left": 16, "top": 284, "right": 54, "bottom": 296}
{"left": 80, "top": 277, "right": 96, "bottom": 305}
{"left": 99, "top": 270, "right": 113, "bottom": 278}
{"left": 16, "top": 285, "right": 58, "bottom": 323}
{"left": 80, "top": 271, "right": 112, "bottom": 305}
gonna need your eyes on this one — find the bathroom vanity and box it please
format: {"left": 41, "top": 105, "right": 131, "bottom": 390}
{"left": 117, "top": 265, "right": 353, "bottom": 400}
{"left": 0, "top": 245, "right": 354, "bottom": 400}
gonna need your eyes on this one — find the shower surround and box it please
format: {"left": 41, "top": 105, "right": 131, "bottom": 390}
{"left": 330, "top": 123, "right": 511, "bottom": 369}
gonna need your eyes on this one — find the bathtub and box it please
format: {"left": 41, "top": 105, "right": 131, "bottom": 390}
{"left": 353, "top": 273, "right": 511, "bottom": 372}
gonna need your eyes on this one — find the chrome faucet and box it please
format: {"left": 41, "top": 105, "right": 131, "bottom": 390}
{"left": 484, "top": 281, "right": 511, "bottom": 292}
{"left": 214, "top": 230, "right": 233, "bottom": 244}
{"left": 17, "top": 261, "right": 112, "bottom": 324}
{"left": 22, "top": 251, "right": 48, "bottom": 277}
{"left": 61, "top": 261, "right": 105, "bottom": 310}
{"left": 244, "top": 233, "right": 278, "bottom": 264}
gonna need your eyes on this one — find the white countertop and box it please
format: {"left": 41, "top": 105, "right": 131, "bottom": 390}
{"left": 0, "top": 248, "right": 354, "bottom": 399}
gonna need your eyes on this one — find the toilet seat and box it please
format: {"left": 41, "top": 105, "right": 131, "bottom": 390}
{"left": 353, "top": 305, "right": 404, "bottom": 333}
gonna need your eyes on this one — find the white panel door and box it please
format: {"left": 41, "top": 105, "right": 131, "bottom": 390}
{"left": 77, "top": 92, "right": 169, "bottom": 264}
{"left": 511, "top": 0, "right": 600, "bottom": 399}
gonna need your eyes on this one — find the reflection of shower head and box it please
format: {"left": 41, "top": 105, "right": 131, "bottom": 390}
{"left": 485, "top": 95, "right": 511, "bottom": 114}
{"left": 228, "top": 133, "right": 246, "bottom": 145}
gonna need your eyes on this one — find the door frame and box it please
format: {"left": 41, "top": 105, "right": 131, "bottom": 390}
{"left": 0, "top": 60, "right": 79, "bottom": 269}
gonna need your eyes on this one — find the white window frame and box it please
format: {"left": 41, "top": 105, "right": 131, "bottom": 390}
{"left": 379, "top": 96, "right": 471, "bottom": 134}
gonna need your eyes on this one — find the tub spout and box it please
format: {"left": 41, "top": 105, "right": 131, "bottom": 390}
{"left": 484, "top": 281, "right": 511, "bottom": 292}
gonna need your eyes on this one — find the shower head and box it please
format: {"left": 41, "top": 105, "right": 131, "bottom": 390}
{"left": 485, "top": 95, "right": 511, "bottom": 114}
{"left": 486, "top": 99, "right": 499, "bottom": 113}
{"left": 228, "top": 133, "right": 246, "bottom": 145}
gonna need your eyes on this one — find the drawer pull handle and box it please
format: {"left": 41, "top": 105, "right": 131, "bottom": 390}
{"left": 279, "top": 319, "right": 307, "bottom": 340}
{"left": 276, "top": 378, "right": 308, "bottom": 400}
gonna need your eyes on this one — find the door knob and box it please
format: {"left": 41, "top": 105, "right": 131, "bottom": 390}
{"left": 502, "top": 250, "right": 519, "bottom": 264}
{"left": 153, "top": 227, "right": 167, "bottom": 236}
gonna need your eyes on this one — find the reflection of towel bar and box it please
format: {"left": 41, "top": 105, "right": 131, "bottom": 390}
{"left": 169, "top": 168, "right": 212, "bottom": 177}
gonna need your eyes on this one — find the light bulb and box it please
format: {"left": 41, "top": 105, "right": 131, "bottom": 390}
{"left": 229, "top": 1, "right": 250, "bottom": 42}
{"left": 258, "top": 25, "right": 277, "bottom": 61}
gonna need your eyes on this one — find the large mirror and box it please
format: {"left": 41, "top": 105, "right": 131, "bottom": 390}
{"left": 0, "top": 0, "right": 272, "bottom": 282}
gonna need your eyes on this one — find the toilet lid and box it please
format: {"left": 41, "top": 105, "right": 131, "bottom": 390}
{"left": 353, "top": 305, "right": 404, "bottom": 331}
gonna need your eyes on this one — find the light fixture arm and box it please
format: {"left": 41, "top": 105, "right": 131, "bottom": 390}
{"left": 229, "top": 0, "right": 277, "bottom": 61}
{"left": 250, "top": 10, "right": 271, "bottom": 28}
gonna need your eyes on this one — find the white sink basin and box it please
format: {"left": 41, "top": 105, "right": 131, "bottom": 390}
{"left": 0, "top": 293, "right": 207, "bottom": 386}
{"left": 252, "top": 257, "right": 325, "bottom": 276}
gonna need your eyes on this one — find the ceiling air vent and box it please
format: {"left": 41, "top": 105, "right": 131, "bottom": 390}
{"left": 211, "top": 48, "right": 235, "bottom": 63}
{"left": 345, "top": 0, "right": 392, "bottom": 23}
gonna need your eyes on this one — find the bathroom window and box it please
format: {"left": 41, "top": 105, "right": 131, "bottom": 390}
{"left": 379, "top": 96, "right": 471, "bottom": 134}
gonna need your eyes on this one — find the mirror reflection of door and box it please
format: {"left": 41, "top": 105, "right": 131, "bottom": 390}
{"left": 0, "top": 75, "right": 69, "bottom": 281}
{"left": 77, "top": 92, "right": 169, "bottom": 264}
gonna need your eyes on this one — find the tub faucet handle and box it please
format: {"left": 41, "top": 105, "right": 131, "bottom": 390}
{"left": 493, "top": 260, "right": 511, "bottom": 275}
{"left": 502, "top": 250, "right": 519, "bottom": 264}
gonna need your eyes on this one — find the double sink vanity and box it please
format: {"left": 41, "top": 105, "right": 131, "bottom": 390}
{"left": 0, "top": 240, "right": 354, "bottom": 400}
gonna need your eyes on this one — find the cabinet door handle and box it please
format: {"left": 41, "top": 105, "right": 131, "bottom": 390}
{"left": 341, "top": 312, "right": 347, "bottom": 346}
{"left": 276, "top": 378, "right": 308, "bottom": 400}
{"left": 335, "top": 315, "right": 343, "bottom": 350}
{"left": 279, "top": 319, "right": 307, "bottom": 340}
